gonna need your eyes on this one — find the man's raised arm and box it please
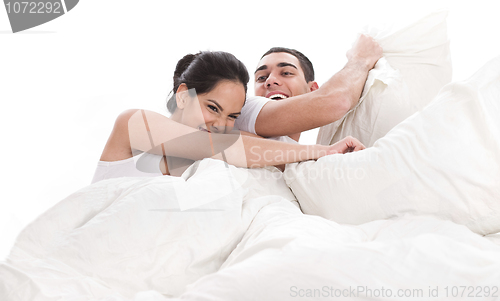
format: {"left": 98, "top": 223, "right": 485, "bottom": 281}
{"left": 255, "top": 34, "right": 383, "bottom": 138}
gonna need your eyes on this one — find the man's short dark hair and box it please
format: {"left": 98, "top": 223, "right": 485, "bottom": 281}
{"left": 261, "top": 47, "right": 315, "bottom": 83}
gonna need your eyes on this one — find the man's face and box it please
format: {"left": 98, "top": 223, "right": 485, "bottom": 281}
{"left": 254, "top": 52, "right": 316, "bottom": 100}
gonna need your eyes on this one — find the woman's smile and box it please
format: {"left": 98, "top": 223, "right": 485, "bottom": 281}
{"left": 198, "top": 126, "right": 211, "bottom": 133}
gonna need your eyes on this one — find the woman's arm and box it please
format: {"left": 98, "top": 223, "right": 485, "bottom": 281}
{"left": 119, "top": 109, "right": 364, "bottom": 168}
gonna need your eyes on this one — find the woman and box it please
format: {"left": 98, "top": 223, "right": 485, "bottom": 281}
{"left": 92, "top": 51, "right": 364, "bottom": 182}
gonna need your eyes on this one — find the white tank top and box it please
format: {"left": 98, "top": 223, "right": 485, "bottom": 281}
{"left": 91, "top": 152, "right": 164, "bottom": 184}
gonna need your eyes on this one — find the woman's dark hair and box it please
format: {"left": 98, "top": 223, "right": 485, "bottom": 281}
{"left": 167, "top": 51, "right": 250, "bottom": 113}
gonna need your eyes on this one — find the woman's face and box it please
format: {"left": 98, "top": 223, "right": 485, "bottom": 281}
{"left": 175, "top": 80, "right": 246, "bottom": 133}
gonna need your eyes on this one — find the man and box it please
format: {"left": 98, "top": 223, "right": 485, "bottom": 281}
{"left": 235, "top": 34, "right": 383, "bottom": 143}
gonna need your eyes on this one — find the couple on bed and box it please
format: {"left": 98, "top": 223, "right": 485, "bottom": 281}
{"left": 91, "top": 34, "right": 383, "bottom": 182}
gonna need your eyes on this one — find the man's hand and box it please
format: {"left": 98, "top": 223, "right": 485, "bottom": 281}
{"left": 346, "top": 34, "right": 383, "bottom": 70}
{"left": 309, "top": 136, "right": 365, "bottom": 162}
{"left": 326, "top": 136, "right": 365, "bottom": 155}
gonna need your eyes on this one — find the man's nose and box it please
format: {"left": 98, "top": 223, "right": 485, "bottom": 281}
{"left": 265, "top": 73, "right": 281, "bottom": 87}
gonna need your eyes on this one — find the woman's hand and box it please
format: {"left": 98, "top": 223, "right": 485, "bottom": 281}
{"left": 326, "top": 136, "right": 365, "bottom": 155}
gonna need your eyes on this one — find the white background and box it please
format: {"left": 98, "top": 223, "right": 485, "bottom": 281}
{"left": 0, "top": 0, "right": 499, "bottom": 259}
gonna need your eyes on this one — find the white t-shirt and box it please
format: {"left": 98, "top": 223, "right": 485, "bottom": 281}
{"left": 91, "top": 152, "right": 163, "bottom": 184}
{"left": 235, "top": 96, "right": 298, "bottom": 144}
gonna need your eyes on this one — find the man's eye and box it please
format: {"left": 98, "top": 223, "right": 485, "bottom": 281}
{"left": 256, "top": 75, "right": 267, "bottom": 82}
{"left": 282, "top": 71, "right": 293, "bottom": 76}
{"left": 208, "top": 105, "right": 218, "bottom": 112}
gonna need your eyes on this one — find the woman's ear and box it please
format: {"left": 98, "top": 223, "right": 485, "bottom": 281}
{"left": 175, "top": 84, "right": 189, "bottom": 109}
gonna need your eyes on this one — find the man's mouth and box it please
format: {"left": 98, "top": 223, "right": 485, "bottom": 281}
{"left": 266, "top": 91, "right": 289, "bottom": 100}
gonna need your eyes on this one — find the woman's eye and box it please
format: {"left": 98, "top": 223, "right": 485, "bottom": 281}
{"left": 208, "top": 105, "right": 218, "bottom": 112}
{"left": 228, "top": 115, "right": 238, "bottom": 120}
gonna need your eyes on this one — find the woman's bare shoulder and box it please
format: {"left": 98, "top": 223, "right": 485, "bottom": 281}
{"left": 114, "top": 109, "right": 141, "bottom": 126}
{"left": 99, "top": 109, "right": 142, "bottom": 161}
{"left": 113, "top": 109, "right": 173, "bottom": 132}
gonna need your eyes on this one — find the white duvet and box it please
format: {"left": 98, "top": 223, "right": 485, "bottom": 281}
{"left": 172, "top": 203, "right": 500, "bottom": 301}
{"left": 0, "top": 160, "right": 297, "bottom": 299}
{"left": 2, "top": 157, "right": 500, "bottom": 300}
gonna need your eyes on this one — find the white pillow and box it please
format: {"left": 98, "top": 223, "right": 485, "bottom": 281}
{"left": 317, "top": 10, "right": 452, "bottom": 147}
{"left": 284, "top": 55, "right": 500, "bottom": 236}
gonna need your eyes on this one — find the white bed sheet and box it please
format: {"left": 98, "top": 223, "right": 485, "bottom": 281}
{"left": 171, "top": 201, "right": 500, "bottom": 301}
{"left": 0, "top": 159, "right": 296, "bottom": 300}
{"left": 1, "top": 159, "right": 500, "bottom": 300}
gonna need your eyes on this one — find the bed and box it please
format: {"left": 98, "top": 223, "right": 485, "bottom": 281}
{"left": 2, "top": 11, "right": 500, "bottom": 301}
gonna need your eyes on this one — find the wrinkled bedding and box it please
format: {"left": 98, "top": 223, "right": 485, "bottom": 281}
{"left": 0, "top": 160, "right": 296, "bottom": 299}
{"left": 1, "top": 157, "right": 500, "bottom": 300}
{"left": 171, "top": 203, "right": 500, "bottom": 301}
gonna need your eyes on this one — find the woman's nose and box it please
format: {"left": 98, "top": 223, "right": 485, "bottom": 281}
{"left": 209, "top": 117, "right": 227, "bottom": 133}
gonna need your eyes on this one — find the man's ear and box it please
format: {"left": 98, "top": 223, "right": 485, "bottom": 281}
{"left": 308, "top": 81, "right": 319, "bottom": 92}
{"left": 175, "top": 84, "right": 189, "bottom": 109}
